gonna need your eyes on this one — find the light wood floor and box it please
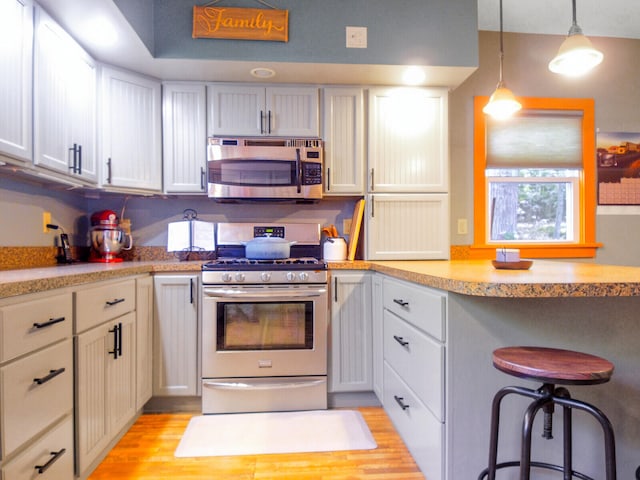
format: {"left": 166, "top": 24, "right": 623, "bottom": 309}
{"left": 88, "top": 407, "right": 425, "bottom": 479}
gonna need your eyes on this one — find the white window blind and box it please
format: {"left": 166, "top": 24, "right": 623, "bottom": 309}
{"left": 486, "top": 111, "right": 583, "bottom": 168}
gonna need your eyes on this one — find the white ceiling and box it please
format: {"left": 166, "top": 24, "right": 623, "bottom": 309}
{"left": 478, "top": 0, "right": 640, "bottom": 39}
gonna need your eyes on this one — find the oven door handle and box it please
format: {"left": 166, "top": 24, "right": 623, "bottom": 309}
{"left": 203, "top": 379, "right": 325, "bottom": 391}
{"left": 203, "top": 287, "right": 327, "bottom": 299}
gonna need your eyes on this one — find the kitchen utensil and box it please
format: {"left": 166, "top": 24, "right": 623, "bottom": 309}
{"left": 347, "top": 199, "right": 365, "bottom": 261}
{"left": 323, "top": 237, "right": 347, "bottom": 261}
{"left": 242, "top": 237, "right": 297, "bottom": 260}
{"left": 90, "top": 226, "right": 133, "bottom": 262}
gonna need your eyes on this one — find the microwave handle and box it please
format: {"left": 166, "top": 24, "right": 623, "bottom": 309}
{"left": 296, "top": 148, "right": 302, "bottom": 193}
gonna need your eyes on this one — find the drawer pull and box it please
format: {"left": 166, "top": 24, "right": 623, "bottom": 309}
{"left": 33, "top": 316, "right": 65, "bottom": 329}
{"left": 33, "top": 367, "right": 66, "bottom": 385}
{"left": 393, "top": 298, "right": 409, "bottom": 308}
{"left": 106, "top": 298, "right": 125, "bottom": 306}
{"left": 34, "top": 448, "right": 66, "bottom": 474}
{"left": 393, "top": 335, "right": 409, "bottom": 347}
{"left": 394, "top": 395, "right": 410, "bottom": 411}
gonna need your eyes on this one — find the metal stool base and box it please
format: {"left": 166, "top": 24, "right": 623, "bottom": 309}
{"left": 477, "top": 384, "right": 616, "bottom": 480}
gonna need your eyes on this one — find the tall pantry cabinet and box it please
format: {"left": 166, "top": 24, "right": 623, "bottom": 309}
{"left": 366, "top": 87, "right": 450, "bottom": 260}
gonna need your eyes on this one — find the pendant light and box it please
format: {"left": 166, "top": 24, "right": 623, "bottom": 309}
{"left": 483, "top": 0, "right": 521, "bottom": 120}
{"left": 549, "top": 0, "right": 603, "bottom": 76}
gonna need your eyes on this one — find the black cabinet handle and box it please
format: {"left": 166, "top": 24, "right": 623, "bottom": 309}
{"left": 33, "top": 316, "right": 65, "bottom": 329}
{"left": 260, "top": 110, "right": 265, "bottom": 134}
{"left": 33, "top": 367, "right": 65, "bottom": 385}
{"left": 334, "top": 277, "right": 338, "bottom": 302}
{"left": 393, "top": 335, "right": 409, "bottom": 347}
{"left": 370, "top": 168, "right": 375, "bottom": 191}
{"left": 77, "top": 144, "right": 82, "bottom": 174}
{"left": 109, "top": 324, "right": 119, "bottom": 359}
{"left": 326, "top": 167, "right": 331, "bottom": 191}
{"left": 68, "top": 143, "right": 78, "bottom": 173}
{"left": 107, "top": 157, "right": 112, "bottom": 184}
{"left": 190, "top": 278, "right": 194, "bottom": 304}
{"left": 394, "top": 395, "right": 410, "bottom": 411}
{"left": 200, "top": 167, "right": 206, "bottom": 190}
{"left": 117, "top": 321, "right": 123, "bottom": 357}
{"left": 393, "top": 298, "right": 409, "bottom": 308}
{"left": 267, "top": 110, "right": 272, "bottom": 134}
{"left": 34, "top": 448, "right": 66, "bottom": 474}
{"left": 105, "top": 298, "right": 125, "bottom": 306}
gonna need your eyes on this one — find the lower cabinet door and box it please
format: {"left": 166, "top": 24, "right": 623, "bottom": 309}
{"left": 383, "top": 361, "right": 444, "bottom": 480}
{"left": 2, "top": 416, "right": 74, "bottom": 480}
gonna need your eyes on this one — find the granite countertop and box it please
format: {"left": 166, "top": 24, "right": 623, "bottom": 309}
{"left": 3, "top": 259, "right": 640, "bottom": 299}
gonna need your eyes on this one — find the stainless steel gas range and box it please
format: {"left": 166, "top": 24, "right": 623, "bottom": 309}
{"left": 201, "top": 222, "right": 328, "bottom": 414}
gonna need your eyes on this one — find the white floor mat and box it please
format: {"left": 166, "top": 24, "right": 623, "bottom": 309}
{"left": 174, "top": 409, "right": 377, "bottom": 457}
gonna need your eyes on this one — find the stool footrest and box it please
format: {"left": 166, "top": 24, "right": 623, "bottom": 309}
{"left": 478, "top": 460, "right": 595, "bottom": 480}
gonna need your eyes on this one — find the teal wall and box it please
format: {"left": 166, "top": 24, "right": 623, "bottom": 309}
{"left": 114, "top": 0, "right": 479, "bottom": 68}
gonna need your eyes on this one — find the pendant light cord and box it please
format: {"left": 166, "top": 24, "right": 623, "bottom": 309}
{"left": 498, "top": 0, "right": 505, "bottom": 86}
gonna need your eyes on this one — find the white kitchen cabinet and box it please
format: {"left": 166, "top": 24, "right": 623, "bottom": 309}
{"left": 322, "top": 87, "right": 365, "bottom": 195}
{"left": 136, "top": 275, "right": 154, "bottom": 410}
{"left": 162, "top": 82, "right": 207, "bottom": 193}
{"left": 381, "top": 275, "right": 447, "bottom": 480}
{"left": 153, "top": 274, "right": 199, "bottom": 396}
{"left": 365, "top": 87, "right": 450, "bottom": 260}
{"left": 0, "top": 288, "right": 74, "bottom": 479}
{"left": 368, "top": 87, "right": 448, "bottom": 193}
{"left": 0, "top": 0, "right": 33, "bottom": 163}
{"left": 101, "top": 66, "right": 162, "bottom": 192}
{"left": 207, "top": 84, "right": 319, "bottom": 137}
{"left": 33, "top": 5, "right": 97, "bottom": 183}
{"left": 329, "top": 271, "right": 372, "bottom": 392}
{"left": 366, "top": 193, "right": 449, "bottom": 260}
{"left": 74, "top": 278, "right": 138, "bottom": 477}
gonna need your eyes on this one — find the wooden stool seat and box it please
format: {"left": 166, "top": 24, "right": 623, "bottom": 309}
{"left": 493, "top": 346, "right": 614, "bottom": 385}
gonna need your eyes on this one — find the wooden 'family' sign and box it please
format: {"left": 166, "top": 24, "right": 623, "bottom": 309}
{"left": 193, "top": 6, "right": 289, "bottom": 42}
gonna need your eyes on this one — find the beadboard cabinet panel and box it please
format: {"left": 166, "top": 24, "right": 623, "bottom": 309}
{"left": 0, "top": 0, "right": 33, "bottom": 163}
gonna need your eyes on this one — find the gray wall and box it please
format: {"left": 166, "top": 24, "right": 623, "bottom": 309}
{"left": 450, "top": 31, "right": 640, "bottom": 265}
{"left": 115, "top": 0, "right": 479, "bottom": 68}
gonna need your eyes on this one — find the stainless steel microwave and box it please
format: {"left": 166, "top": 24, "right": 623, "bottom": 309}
{"left": 207, "top": 137, "right": 323, "bottom": 201}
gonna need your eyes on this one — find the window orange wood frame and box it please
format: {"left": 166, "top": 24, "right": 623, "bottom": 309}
{"left": 471, "top": 96, "right": 601, "bottom": 259}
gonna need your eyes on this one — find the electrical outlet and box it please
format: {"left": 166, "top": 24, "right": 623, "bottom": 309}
{"left": 343, "top": 219, "right": 352, "bottom": 233}
{"left": 346, "top": 26, "right": 367, "bottom": 48}
{"left": 457, "top": 218, "right": 468, "bottom": 235}
{"left": 43, "top": 212, "right": 52, "bottom": 233}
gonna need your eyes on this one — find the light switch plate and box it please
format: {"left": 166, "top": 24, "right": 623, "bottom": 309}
{"left": 346, "top": 26, "right": 367, "bottom": 48}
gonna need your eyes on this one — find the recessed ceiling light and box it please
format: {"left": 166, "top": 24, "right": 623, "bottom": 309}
{"left": 250, "top": 67, "right": 276, "bottom": 78}
{"left": 402, "top": 66, "right": 426, "bottom": 85}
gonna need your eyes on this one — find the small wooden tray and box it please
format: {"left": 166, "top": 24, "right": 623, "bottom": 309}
{"left": 492, "top": 260, "right": 533, "bottom": 270}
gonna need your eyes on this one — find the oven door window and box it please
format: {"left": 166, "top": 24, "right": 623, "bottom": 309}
{"left": 217, "top": 301, "right": 314, "bottom": 350}
{"left": 209, "top": 159, "right": 296, "bottom": 187}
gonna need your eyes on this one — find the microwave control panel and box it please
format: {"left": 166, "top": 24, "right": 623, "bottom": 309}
{"left": 302, "top": 162, "right": 322, "bottom": 185}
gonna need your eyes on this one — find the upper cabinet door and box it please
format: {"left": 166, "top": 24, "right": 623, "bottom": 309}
{"left": 207, "top": 84, "right": 264, "bottom": 137}
{"left": 207, "top": 84, "right": 319, "bottom": 137}
{"left": 0, "top": 0, "right": 33, "bottom": 163}
{"left": 33, "top": 6, "right": 97, "bottom": 183}
{"left": 368, "top": 87, "right": 448, "bottom": 193}
{"left": 101, "top": 66, "right": 162, "bottom": 192}
{"left": 162, "top": 83, "right": 207, "bottom": 193}
{"left": 322, "top": 87, "right": 365, "bottom": 195}
{"left": 266, "top": 87, "right": 319, "bottom": 137}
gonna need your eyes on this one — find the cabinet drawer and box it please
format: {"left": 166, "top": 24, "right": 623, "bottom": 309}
{"left": 0, "top": 292, "right": 72, "bottom": 363}
{"left": 75, "top": 278, "right": 135, "bottom": 332}
{"left": 383, "top": 362, "right": 444, "bottom": 480}
{"left": 383, "top": 310, "right": 444, "bottom": 420}
{"left": 2, "top": 416, "right": 74, "bottom": 480}
{"left": 383, "top": 277, "right": 445, "bottom": 341}
{"left": 1, "top": 339, "right": 73, "bottom": 458}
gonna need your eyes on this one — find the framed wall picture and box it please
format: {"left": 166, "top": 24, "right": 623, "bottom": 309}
{"left": 597, "top": 131, "right": 640, "bottom": 205}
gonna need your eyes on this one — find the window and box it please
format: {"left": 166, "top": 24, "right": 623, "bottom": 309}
{"left": 472, "top": 97, "right": 601, "bottom": 258}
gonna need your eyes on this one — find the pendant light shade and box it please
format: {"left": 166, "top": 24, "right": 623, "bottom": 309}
{"left": 483, "top": 0, "right": 521, "bottom": 120}
{"left": 549, "top": 0, "right": 603, "bottom": 76}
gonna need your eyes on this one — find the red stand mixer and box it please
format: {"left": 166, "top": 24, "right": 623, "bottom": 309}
{"left": 89, "top": 210, "right": 133, "bottom": 263}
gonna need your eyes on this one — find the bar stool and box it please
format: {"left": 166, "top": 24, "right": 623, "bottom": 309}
{"left": 478, "top": 346, "right": 617, "bottom": 480}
